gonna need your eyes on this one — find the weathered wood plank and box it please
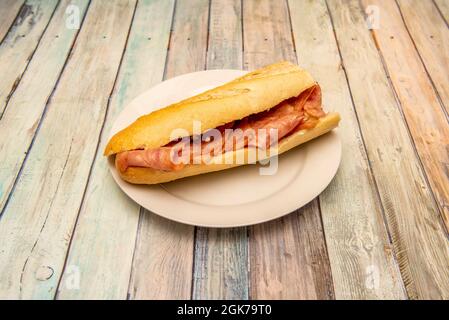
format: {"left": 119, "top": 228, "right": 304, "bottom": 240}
{"left": 288, "top": 0, "right": 405, "bottom": 299}
{"left": 0, "top": 0, "right": 136, "bottom": 299}
{"left": 0, "top": 0, "right": 59, "bottom": 117}
{"left": 192, "top": 0, "right": 248, "bottom": 300}
{"left": 206, "top": 0, "right": 242, "bottom": 69}
{"left": 397, "top": 0, "right": 449, "bottom": 115}
{"left": 0, "top": 0, "right": 89, "bottom": 223}
{"left": 434, "top": 0, "right": 449, "bottom": 22}
{"left": 362, "top": 0, "right": 449, "bottom": 243}
{"left": 56, "top": 0, "right": 174, "bottom": 300}
{"left": 193, "top": 228, "right": 248, "bottom": 300}
{"left": 244, "top": 0, "right": 334, "bottom": 299}
{"left": 327, "top": 0, "right": 449, "bottom": 299}
{"left": 0, "top": 0, "right": 25, "bottom": 43}
{"left": 127, "top": 0, "right": 209, "bottom": 300}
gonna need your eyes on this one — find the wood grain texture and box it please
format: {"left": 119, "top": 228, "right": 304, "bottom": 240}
{"left": 0, "top": 0, "right": 446, "bottom": 301}
{"left": 0, "top": 0, "right": 136, "bottom": 299}
{"left": 0, "top": 0, "right": 89, "bottom": 222}
{"left": 0, "top": 0, "right": 25, "bottom": 43}
{"left": 396, "top": 0, "right": 449, "bottom": 115}
{"left": 327, "top": 0, "right": 449, "bottom": 299}
{"left": 0, "top": 0, "right": 59, "bottom": 117}
{"left": 363, "top": 0, "right": 449, "bottom": 241}
{"left": 127, "top": 0, "right": 209, "bottom": 300}
{"left": 192, "top": 0, "right": 248, "bottom": 300}
{"left": 288, "top": 0, "right": 405, "bottom": 299}
{"left": 251, "top": 201, "right": 334, "bottom": 299}
{"left": 434, "top": 0, "right": 449, "bottom": 22}
{"left": 56, "top": 0, "right": 174, "bottom": 300}
{"left": 206, "top": 0, "right": 242, "bottom": 69}
{"left": 193, "top": 228, "right": 248, "bottom": 300}
{"left": 244, "top": 0, "right": 334, "bottom": 299}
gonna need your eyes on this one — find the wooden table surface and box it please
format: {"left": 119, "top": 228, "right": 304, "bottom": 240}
{"left": 0, "top": 0, "right": 448, "bottom": 300}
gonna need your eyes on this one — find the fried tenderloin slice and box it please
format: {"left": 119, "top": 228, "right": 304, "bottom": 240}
{"left": 104, "top": 61, "right": 341, "bottom": 184}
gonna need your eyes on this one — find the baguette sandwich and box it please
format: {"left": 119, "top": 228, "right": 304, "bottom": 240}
{"left": 104, "top": 61, "right": 340, "bottom": 184}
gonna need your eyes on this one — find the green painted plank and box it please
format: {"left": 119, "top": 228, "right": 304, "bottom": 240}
{"left": 327, "top": 0, "right": 449, "bottom": 299}
{"left": 128, "top": 0, "right": 209, "bottom": 300}
{"left": 362, "top": 0, "right": 449, "bottom": 248}
{"left": 0, "top": 0, "right": 89, "bottom": 227}
{"left": 0, "top": 0, "right": 59, "bottom": 117}
{"left": 288, "top": 0, "right": 405, "bottom": 299}
{"left": 0, "top": 0, "right": 136, "bottom": 299}
{"left": 192, "top": 0, "right": 248, "bottom": 300}
{"left": 244, "top": 0, "right": 334, "bottom": 299}
{"left": 57, "top": 0, "right": 174, "bottom": 300}
{"left": 0, "top": 0, "right": 26, "bottom": 43}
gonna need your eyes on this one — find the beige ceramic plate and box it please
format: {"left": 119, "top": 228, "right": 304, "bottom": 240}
{"left": 108, "top": 70, "right": 341, "bottom": 227}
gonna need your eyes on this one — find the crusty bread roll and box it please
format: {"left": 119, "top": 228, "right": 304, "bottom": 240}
{"left": 104, "top": 61, "right": 316, "bottom": 156}
{"left": 105, "top": 61, "right": 340, "bottom": 184}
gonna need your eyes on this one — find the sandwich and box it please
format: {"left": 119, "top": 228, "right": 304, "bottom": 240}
{"left": 104, "top": 61, "right": 340, "bottom": 184}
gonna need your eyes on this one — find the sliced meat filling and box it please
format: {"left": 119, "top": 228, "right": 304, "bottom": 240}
{"left": 116, "top": 84, "right": 325, "bottom": 172}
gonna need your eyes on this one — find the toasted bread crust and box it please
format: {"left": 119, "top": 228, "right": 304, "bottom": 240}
{"left": 116, "top": 112, "right": 340, "bottom": 184}
{"left": 104, "top": 61, "right": 315, "bottom": 156}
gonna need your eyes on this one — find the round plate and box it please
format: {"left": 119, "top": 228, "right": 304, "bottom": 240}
{"left": 108, "top": 70, "right": 341, "bottom": 227}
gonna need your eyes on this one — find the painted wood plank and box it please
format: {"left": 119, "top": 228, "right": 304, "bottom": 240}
{"left": 193, "top": 228, "right": 248, "bottom": 300}
{"left": 192, "top": 0, "right": 248, "bottom": 300}
{"left": 0, "top": 0, "right": 59, "bottom": 117}
{"left": 434, "top": 0, "right": 449, "bottom": 22}
{"left": 206, "top": 0, "right": 243, "bottom": 69}
{"left": 56, "top": 0, "right": 174, "bottom": 300}
{"left": 327, "top": 0, "right": 449, "bottom": 300}
{"left": 0, "top": 0, "right": 25, "bottom": 43}
{"left": 0, "top": 0, "right": 89, "bottom": 225}
{"left": 243, "top": 0, "right": 334, "bottom": 299}
{"left": 127, "top": 0, "right": 209, "bottom": 300}
{"left": 362, "top": 0, "right": 449, "bottom": 243}
{"left": 288, "top": 0, "right": 405, "bottom": 299}
{"left": 0, "top": 0, "right": 136, "bottom": 299}
{"left": 396, "top": 0, "right": 449, "bottom": 115}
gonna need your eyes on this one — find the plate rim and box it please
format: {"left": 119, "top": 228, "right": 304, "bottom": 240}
{"left": 108, "top": 69, "right": 342, "bottom": 227}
